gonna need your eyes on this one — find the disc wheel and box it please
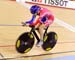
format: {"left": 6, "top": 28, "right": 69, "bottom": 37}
{"left": 16, "top": 32, "right": 34, "bottom": 53}
{"left": 42, "top": 32, "right": 58, "bottom": 51}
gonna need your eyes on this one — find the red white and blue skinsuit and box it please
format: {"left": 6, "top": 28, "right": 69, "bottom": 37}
{"left": 26, "top": 7, "right": 54, "bottom": 27}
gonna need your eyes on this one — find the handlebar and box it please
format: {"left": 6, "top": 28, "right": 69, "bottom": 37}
{"left": 21, "top": 22, "right": 49, "bottom": 31}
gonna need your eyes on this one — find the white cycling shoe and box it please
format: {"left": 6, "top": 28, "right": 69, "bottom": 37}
{"left": 36, "top": 40, "right": 43, "bottom": 47}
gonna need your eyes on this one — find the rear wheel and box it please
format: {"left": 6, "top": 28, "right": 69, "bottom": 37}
{"left": 42, "top": 32, "right": 58, "bottom": 51}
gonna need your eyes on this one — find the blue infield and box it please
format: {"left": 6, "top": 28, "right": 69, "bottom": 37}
{"left": 45, "top": 55, "right": 75, "bottom": 60}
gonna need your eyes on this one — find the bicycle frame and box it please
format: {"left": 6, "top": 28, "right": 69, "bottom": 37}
{"left": 30, "top": 27, "right": 49, "bottom": 43}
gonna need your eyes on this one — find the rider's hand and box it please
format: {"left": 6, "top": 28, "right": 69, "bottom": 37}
{"left": 21, "top": 22, "right": 26, "bottom": 26}
{"left": 21, "top": 22, "right": 30, "bottom": 27}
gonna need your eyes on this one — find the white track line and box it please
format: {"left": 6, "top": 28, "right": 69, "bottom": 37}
{"left": 55, "top": 18, "right": 75, "bottom": 32}
{"left": 16, "top": 0, "right": 75, "bottom": 32}
{"left": 16, "top": 0, "right": 31, "bottom": 9}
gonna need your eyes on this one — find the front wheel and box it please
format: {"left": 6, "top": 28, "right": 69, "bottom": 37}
{"left": 42, "top": 32, "right": 58, "bottom": 51}
{"left": 16, "top": 32, "right": 34, "bottom": 53}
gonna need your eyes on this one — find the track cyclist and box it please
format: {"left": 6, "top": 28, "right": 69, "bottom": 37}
{"left": 22, "top": 5, "right": 55, "bottom": 47}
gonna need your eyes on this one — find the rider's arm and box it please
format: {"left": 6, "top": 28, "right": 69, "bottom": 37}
{"left": 25, "top": 15, "right": 36, "bottom": 25}
{"left": 30, "top": 17, "right": 41, "bottom": 26}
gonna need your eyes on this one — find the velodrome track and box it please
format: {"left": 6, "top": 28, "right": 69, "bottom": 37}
{"left": 0, "top": 0, "right": 75, "bottom": 60}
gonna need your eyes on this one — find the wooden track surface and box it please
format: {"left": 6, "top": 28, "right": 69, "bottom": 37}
{"left": 0, "top": 1, "right": 75, "bottom": 60}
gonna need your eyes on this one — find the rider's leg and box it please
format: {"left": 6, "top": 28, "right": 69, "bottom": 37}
{"left": 36, "top": 24, "right": 46, "bottom": 47}
{"left": 38, "top": 24, "right": 45, "bottom": 40}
